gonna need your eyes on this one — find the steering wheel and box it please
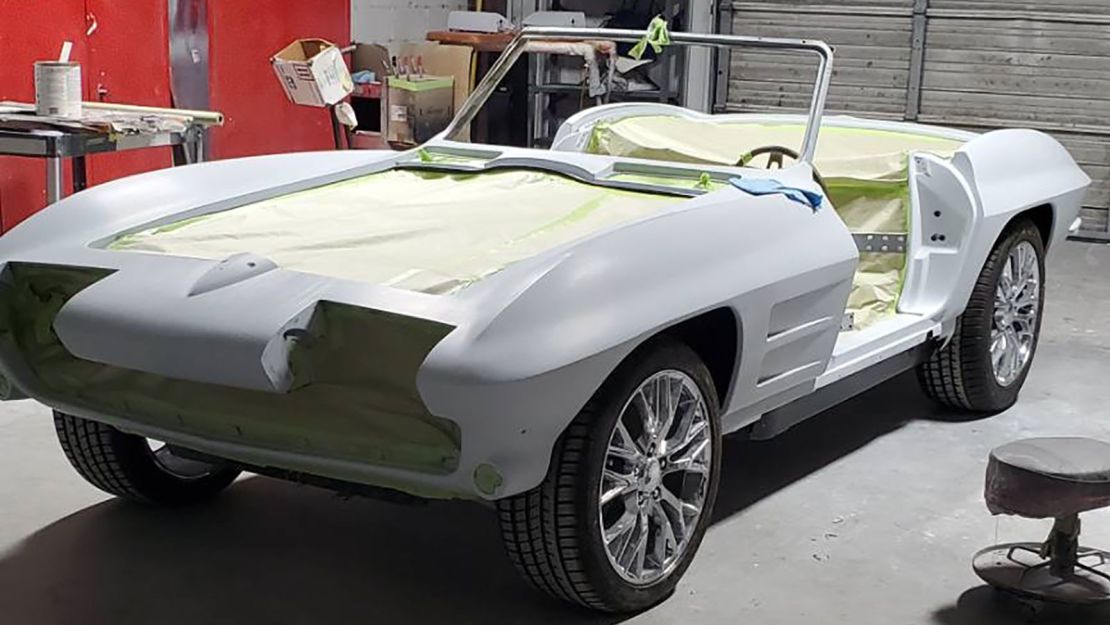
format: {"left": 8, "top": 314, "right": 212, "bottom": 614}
{"left": 736, "top": 145, "right": 830, "bottom": 198}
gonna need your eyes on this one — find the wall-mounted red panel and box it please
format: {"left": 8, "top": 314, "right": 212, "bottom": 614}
{"left": 83, "top": 0, "right": 174, "bottom": 188}
{"left": 0, "top": 0, "right": 172, "bottom": 232}
{"left": 207, "top": 0, "right": 350, "bottom": 159}
{"left": 0, "top": 0, "right": 88, "bottom": 231}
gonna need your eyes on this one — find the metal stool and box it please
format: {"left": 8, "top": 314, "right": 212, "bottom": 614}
{"left": 973, "top": 437, "right": 1110, "bottom": 604}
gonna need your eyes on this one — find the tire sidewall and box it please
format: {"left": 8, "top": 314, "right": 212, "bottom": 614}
{"left": 576, "top": 338, "right": 722, "bottom": 610}
{"left": 962, "top": 222, "right": 1047, "bottom": 410}
{"left": 55, "top": 411, "right": 240, "bottom": 506}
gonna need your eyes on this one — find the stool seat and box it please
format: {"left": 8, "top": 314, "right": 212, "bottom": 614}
{"left": 986, "top": 437, "right": 1110, "bottom": 519}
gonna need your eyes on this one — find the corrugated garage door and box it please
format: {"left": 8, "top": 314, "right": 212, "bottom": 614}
{"left": 719, "top": 1, "right": 1110, "bottom": 238}
{"left": 722, "top": 1, "right": 917, "bottom": 119}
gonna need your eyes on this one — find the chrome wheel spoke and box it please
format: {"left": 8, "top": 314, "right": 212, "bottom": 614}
{"left": 656, "top": 376, "right": 682, "bottom": 448}
{"left": 665, "top": 437, "right": 710, "bottom": 477}
{"left": 633, "top": 388, "right": 659, "bottom": 447}
{"left": 664, "top": 406, "right": 707, "bottom": 463}
{"left": 662, "top": 399, "right": 701, "bottom": 455}
{"left": 990, "top": 241, "right": 1041, "bottom": 387}
{"left": 666, "top": 424, "right": 710, "bottom": 477}
{"left": 1003, "top": 328, "right": 1020, "bottom": 381}
{"left": 601, "top": 468, "right": 637, "bottom": 506}
{"left": 659, "top": 485, "right": 694, "bottom": 541}
{"left": 1015, "top": 310, "right": 1038, "bottom": 326}
{"left": 606, "top": 445, "right": 641, "bottom": 464}
{"left": 651, "top": 500, "right": 677, "bottom": 565}
{"left": 1019, "top": 241, "right": 1038, "bottom": 283}
{"left": 999, "top": 260, "right": 1014, "bottom": 297}
{"left": 994, "top": 330, "right": 1012, "bottom": 375}
{"left": 599, "top": 370, "right": 712, "bottom": 585}
{"left": 621, "top": 512, "right": 649, "bottom": 574}
{"left": 605, "top": 509, "right": 638, "bottom": 546}
{"left": 610, "top": 420, "right": 645, "bottom": 461}
{"left": 1014, "top": 282, "right": 1037, "bottom": 308}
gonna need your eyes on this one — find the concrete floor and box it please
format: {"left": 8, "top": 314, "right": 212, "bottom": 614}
{"left": 1, "top": 241, "right": 1109, "bottom": 625}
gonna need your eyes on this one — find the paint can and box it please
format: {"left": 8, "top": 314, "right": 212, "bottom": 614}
{"left": 34, "top": 61, "right": 82, "bottom": 118}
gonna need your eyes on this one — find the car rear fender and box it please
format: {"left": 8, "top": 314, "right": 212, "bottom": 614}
{"left": 902, "top": 129, "right": 1089, "bottom": 327}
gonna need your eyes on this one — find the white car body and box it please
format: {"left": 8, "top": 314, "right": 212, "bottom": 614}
{"left": 0, "top": 28, "right": 1090, "bottom": 504}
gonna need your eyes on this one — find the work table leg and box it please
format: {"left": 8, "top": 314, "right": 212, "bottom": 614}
{"left": 72, "top": 156, "right": 88, "bottom": 193}
{"left": 45, "top": 157, "right": 63, "bottom": 205}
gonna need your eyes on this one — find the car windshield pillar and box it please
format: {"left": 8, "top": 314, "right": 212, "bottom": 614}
{"left": 441, "top": 27, "right": 834, "bottom": 163}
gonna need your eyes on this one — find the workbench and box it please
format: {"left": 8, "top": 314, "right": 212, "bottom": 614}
{"left": 0, "top": 102, "right": 219, "bottom": 204}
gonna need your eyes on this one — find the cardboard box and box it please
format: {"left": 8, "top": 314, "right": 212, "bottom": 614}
{"left": 386, "top": 76, "right": 454, "bottom": 145}
{"left": 351, "top": 43, "right": 391, "bottom": 78}
{"left": 271, "top": 39, "right": 353, "bottom": 107}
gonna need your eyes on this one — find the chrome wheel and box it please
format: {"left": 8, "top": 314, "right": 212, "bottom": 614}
{"left": 599, "top": 370, "right": 712, "bottom": 585}
{"left": 146, "top": 438, "right": 222, "bottom": 480}
{"left": 991, "top": 240, "right": 1041, "bottom": 387}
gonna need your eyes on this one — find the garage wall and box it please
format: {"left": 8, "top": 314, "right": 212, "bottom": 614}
{"left": 721, "top": 1, "right": 1110, "bottom": 238}
{"left": 351, "top": 0, "right": 468, "bottom": 48}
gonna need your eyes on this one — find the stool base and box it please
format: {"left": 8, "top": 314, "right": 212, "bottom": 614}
{"left": 973, "top": 542, "right": 1110, "bottom": 605}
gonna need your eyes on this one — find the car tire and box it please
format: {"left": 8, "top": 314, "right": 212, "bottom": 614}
{"left": 496, "top": 337, "right": 722, "bottom": 613}
{"left": 54, "top": 411, "right": 240, "bottom": 506}
{"left": 917, "top": 219, "right": 1046, "bottom": 413}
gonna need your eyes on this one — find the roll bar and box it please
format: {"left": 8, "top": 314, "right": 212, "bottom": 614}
{"left": 442, "top": 27, "right": 835, "bottom": 163}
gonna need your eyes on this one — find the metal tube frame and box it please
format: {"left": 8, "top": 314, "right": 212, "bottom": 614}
{"left": 443, "top": 26, "right": 834, "bottom": 163}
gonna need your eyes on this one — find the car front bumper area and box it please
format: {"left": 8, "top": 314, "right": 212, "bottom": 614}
{"left": 0, "top": 261, "right": 493, "bottom": 500}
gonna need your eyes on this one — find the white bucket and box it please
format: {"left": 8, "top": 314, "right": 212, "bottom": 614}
{"left": 34, "top": 61, "right": 82, "bottom": 119}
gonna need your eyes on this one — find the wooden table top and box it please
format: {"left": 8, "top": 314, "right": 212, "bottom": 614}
{"left": 426, "top": 30, "right": 517, "bottom": 52}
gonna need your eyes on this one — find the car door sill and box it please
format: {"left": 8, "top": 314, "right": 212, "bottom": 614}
{"left": 818, "top": 314, "right": 941, "bottom": 389}
{"left": 750, "top": 340, "right": 934, "bottom": 440}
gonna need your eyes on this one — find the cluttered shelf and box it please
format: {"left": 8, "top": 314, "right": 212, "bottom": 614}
{"left": 323, "top": 4, "right": 694, "bottom": 151}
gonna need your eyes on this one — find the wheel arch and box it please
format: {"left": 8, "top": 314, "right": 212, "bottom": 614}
{"left": 1010, "top": 203, "right": 1054, "bottom": 251}
{"left": 659, "top": 307, "right": 740, "bottom": 409}
{"left": 600, "top": 306, "right": 742, "bottom": 412}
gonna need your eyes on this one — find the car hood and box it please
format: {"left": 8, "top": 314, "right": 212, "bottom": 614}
{"left": 104, "top": 165, "right": 688, "bottom": 295}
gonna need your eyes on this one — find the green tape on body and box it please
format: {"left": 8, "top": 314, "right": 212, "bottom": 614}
{"left": 109, "top": 168, "right": 685, "bottom": 295}
{"left": 584, "top": 115, "right": 961, "bottom": 331}
{"left": 0, "top": 263, "right": 465, "bottom": 497}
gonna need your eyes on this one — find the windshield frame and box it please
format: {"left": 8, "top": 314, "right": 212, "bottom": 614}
{"left": 441, "top": 26, "right": 834, "bottom": 163}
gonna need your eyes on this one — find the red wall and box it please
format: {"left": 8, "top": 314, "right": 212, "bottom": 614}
{"left": 0, "top": 0, "right": 350, "bottom": 231}
{"left": 0, "top": 1, "right": 173, "bottom": 231}
{"left": 83, "top": 0, "right": 175, "bottom": 186}
{"left": 0, "top": 2, "right": 88, "bottom": 231}
{"left": 208, "top": 0, "right": 349, "bottom": 159}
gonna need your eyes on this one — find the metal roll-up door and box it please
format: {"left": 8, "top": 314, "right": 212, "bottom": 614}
{"left": 920, "top": 2, "right": 1110, "bottom": 238}
{"left": 720, "top": 2, "right": 918, "bottom": 119}
{"left": 718, "top": 1, "right": 1110, "bottom": 239}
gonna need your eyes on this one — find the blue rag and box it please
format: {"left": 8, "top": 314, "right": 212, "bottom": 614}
{"left": 351, "top": 70, "right": 377, "bottom": 84}
{"left": 729, "top": 177, "right": 823, "bottom": 209}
